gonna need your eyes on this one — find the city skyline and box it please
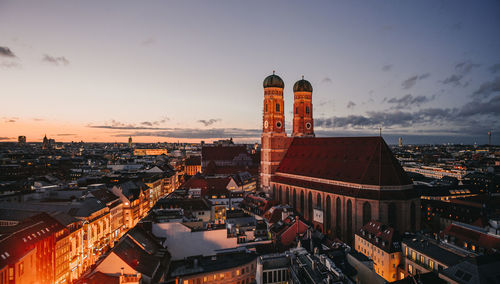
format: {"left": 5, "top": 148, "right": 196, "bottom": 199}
{"left": 1, "top": 0, "right": 500, "bottom": 144}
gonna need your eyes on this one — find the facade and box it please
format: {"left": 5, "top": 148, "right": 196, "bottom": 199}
{"left": 260, "top": 72, "right": 421, "bottom": 243}
{"left": 401, "top": 234, "right": 468, "bottom": 278}
{"left": 169, "top": 251, "right": 257, "bottom": 284}
{"left": 354, "top": 221, "right": 402, "bottom": 282}
{"left": 185, "top": 156, "right": 202, "bottom": 176}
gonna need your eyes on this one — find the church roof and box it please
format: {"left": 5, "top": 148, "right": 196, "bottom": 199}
{"left": 276, "top": 137, "right": 411, "bottom": 187}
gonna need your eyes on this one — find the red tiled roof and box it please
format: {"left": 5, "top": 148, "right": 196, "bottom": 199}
{"left": 185, "top": 156, "right": 201, "bottom": 166}
{"left": 442, "top": 223, "right": 500, "bottom": 251}
{"left": 202, "top": 145, "right": 248, "bottom": 161}
{"left": 276, "top": 137, "right": 411, "bottom": 186}
{"left": 358, "top": 220, "right": 398, "bottom": 252}
{"left": 280, "top": 218, "right": 309, "bottom": 247}
{"left": 180, "top": 175, "right": 230, "bottom": 197}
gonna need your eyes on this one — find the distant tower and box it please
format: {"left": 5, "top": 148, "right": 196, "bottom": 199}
{"left": 128, "top": 136, "right": 133, "bottom": 148}
{"left": 292, "top": 76, "right": 315, "bottom": 137}
{"left": 261, "top": 72, "right": 289, "bottom": 192}
{"left": 18, "top": 136, "right": 26, "bottom": 145}
{"left": 42, "top": 134, "right": 48, "bottom": 149}
{"left": 488, "top": 131, "right": 492, "bottom": 146}
{"left": 398, "top": 137, "right": 403, "bottom": 147}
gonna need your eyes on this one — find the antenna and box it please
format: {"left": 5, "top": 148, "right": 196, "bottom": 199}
{"left": 273, "top": 70, "right": 275, "bottom": 75}
{"left": 379, "top": 127, "right": 382, "bottom": 137}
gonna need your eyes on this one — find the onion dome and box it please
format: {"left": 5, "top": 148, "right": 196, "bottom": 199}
{"left": 263, "top": 71, "right": 285, "bottom": 88}
{"left": 293, "top": 76, "right": 313, "bottom": 92}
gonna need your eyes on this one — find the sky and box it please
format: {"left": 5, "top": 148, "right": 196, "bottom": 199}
{"left": 1, "top": 0, "right": 500, "bottom": 144}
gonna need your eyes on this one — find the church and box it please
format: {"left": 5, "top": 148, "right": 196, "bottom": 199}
{"left": 260, "top": 72, "right": 420, "bottom": 242}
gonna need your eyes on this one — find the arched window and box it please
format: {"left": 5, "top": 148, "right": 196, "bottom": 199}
{"left": 410, "top": 202, "right": 416, "bottom": 231}
{"left": 317, "top": 193, "right": 322, "bottom": 209}
{"left": 265, "top": 104, "right": 268, "bottom": 112}
{"left": 306, "top": 106, "right": 310, "bottom": 114}
{"left": 276, "top": 103, "right": 280, "bottom": 112}
{"left": 336, "top": 197, "right": 341, "bottom": 236}
{"left": 278, "top": 186, "right": 282, "bottom": 203}
{"left": 326, "top": 196, "right": 332, "bottom": 231}
{"left": 286, "top": 187, "right": 290, "bottom": 204}
{"left": 300, "top": 191, "right": 305, "bottom": 214}
{"left": 295, "top": 107, "right": 298, "bottom": 114}
{"left": 293, "top": 189, "right": 297, "bottom": 209}
{"left": 308, "top": 191, "right": 313, "bottom": 221}
{"left": 362, "top": 202, "right": 371, "bottom": 226}
{"left": 347, "top": 200, "right": 353, "bottom": 242}
{"left": 388, "top": 203, "right": 397, "bottom": 227}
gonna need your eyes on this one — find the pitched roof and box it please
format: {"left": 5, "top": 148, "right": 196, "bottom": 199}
{"left": 276, "top": 137, "right": 411, "bottom": 186}
{"left": 442, "top": 222, "right": 500, "bottom": 251}
{"left": 358, "top": 220, "right": 400, "bottom": 253}
{"left": 202, "top": 145, "right": 248, "bottom": 162}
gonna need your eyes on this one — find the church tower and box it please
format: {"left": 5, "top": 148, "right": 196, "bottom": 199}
{"left": 261, "top": 72, "right": 290, "bottom": 192}
{"left": 292, "top": 77, "right": 314, "bottom": 137}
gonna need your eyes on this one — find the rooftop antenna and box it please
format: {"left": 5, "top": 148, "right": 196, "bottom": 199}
{"left": 302, "top": 75, "right": 304, "bottom": 80}
{"left": 273, "top": 70, "right": 275, "bottom": 75}
{"left": 379, "top": 127, "right": 382, "bottom": 137}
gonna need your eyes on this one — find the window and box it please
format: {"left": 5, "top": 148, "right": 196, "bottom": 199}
{"left": 408, "top": 264, "right": 413, "bottom": 275}
{"left": 306, "top": 106, "right": 310, "bottom": 114}
{"left": 276, "top": 103, "right": 280, "bottom": 112}
{"left": 295, "top": 107, "right": 298, "bottom": 114}
{"left": 420, "top": 255, "right": 425, "bottom": 264}
{"left": 429, "top": 260, "right": 434, "bottom": 270}
{"left": 411, "top": 251, "right": 416, "bottom": 261}
{"left": 265, "top": 104, "right": 268, "bottom": 112}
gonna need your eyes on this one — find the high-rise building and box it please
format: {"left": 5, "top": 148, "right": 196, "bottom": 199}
{"left": 128, "top": 136, "right": 133, "bottom": 148}
{"left": 399, "top": 137, "right": 403, "bottom": 147}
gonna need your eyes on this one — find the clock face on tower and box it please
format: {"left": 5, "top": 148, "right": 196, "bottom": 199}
{"left": 264, "top": 121, "right": 269, "bottom": 128}
{"left": 306, "top": 122, "right": 312, "bottom": 129}
{"left": 276, "top": 121, "right": 282, "bottom": 128}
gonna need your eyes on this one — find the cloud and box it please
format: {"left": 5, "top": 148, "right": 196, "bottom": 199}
{"left": 442, "top": 74, "right": 463, "bottom": 86}
{"left": 401, "top": 73, "right": 429, "bottom": 89}
{"left": 489, "top": 64, "right": 500, "bottom": 74}
{"left": 114, "top": 128, "right": 261, "bottom": 139}
{"left": 442, "top": 61, "right": 480, "bottom": 86}
{"left": 42, "top": 54, "right": 69, "bottom": 66}
{"left": 198, "top": 119, "right": 221, "bottom": 126}
{"left": 0, "top": 137, "right": 13, "bottom": 141}
{"left": 386, "top": 94, "right": 435, "bottom": 109}
{"left": 418, "top": 73, "right": 430, "bottom": 80}
{"left": 56, "top": 134, "right": 76, "bottom": 136}
{"left": 0, "top": 46, "right": 16, "bottom": 57}
{"left": 315, "top": 95, "right": 500, "bottom": 131}
{"left": 140, "top": 117, "right": 169, "bottom": 127}
{"left": 381, "top": 64, "right": 393, "bottom": 72}
{"left": 141, "top": 37, "right": 156, "bottom": 45}
{"left": 321, "top": 77, "right": 332, "bottom": 83}
{"left": 346, "top": 101, "right": 356, "bottom": 109}
{"left": 401, "top": 76, "right": 418, "bottom": 89}
{"left": 455, "top": 61, "right": 480, "bottom": 74}
{"left": 472, "top": 77, "right": 500, "bottom": 99}
{"left": 0, "top": 62, "right": 20, "bottom": 69}
{"left": 32, "top": 118, "right": 44, "bottom": 121}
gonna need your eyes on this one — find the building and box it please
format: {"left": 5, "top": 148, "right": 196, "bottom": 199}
{"left": 93, "top": 226, "right": 171, "bottom": 284}
{"left": 184, "top": 156, "right": 202, "bottom": 176}
{"left": 0, "top": 213, "right": 65, "bottom": 284}
{"left": 401, "top": 233, "right": 469, "bottom": 278}
{"left": 201, "top": 145, "right": 252, "bottom": 169}
{"left": 256, "top": 247, "right": 346, "bottom": 284}
{"left": 169, "top": 250, "right": 257, "bottom": 284}
{"left": 259, "top": 72, "right": 421, "bottom": 243}
{"left": 354, "top": 221, "right": 402, "bottom": 282}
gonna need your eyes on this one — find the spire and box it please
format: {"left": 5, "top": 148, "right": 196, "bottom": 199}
{"left": 302, "top": 75, "right": 304, "bottom": 80}
{"left": 272, "top": 70, "right": 275, "bottom": 75}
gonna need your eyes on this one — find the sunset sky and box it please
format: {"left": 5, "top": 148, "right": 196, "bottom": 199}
{"left": 1, "top": 1, "right": 500, "bottom": 144}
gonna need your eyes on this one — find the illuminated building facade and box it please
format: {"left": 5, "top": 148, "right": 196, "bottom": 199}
{"left": 354, "top": 221, "right": 402, "bottom": 282}
{"left": 260, "top": 72, "right": 421, "bottom": 243}
{"left": 169, "top": 251, "right": 257, "bottom": 284}
{"left": 133, "top": 148, "right": 168, "bottom": 156}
